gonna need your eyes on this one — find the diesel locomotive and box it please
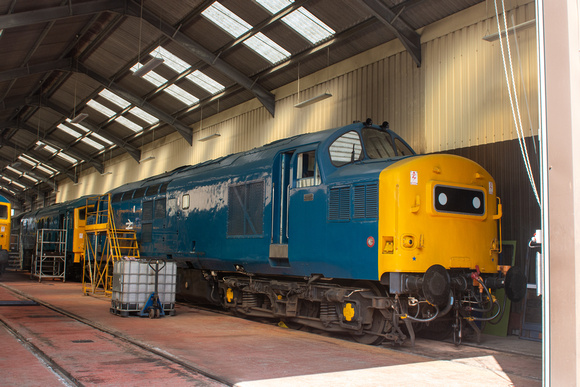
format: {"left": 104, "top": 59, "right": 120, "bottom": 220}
{"left": 16, "top": 119, "right": 524, "bottom": 345}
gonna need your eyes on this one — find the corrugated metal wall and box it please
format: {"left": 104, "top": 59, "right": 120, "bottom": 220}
{"left": 447, "top": 136, "right": 541, "bottom": 268}
{"left": 447, "top": 136, "right": 541, "bottom": 319}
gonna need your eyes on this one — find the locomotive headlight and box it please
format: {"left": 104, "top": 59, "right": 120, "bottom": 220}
{"left": 438, "top": 193, "right": 448, "bottom": 206}
{"left": 402, "top": 235, "right": 415, "bottom": 249}
{"left": 472, "top": 196, "right": 481, "bottom": 209}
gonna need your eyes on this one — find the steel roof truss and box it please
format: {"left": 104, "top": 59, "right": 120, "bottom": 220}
{"left": 358, "top": 0, "right": 421, "bottom": 66}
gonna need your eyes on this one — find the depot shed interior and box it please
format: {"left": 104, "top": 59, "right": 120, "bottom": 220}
{"left": 0, "top": 0, "right": 577, "bottom": 384}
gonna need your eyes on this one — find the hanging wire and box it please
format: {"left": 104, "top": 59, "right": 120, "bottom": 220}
{"left": 137, "top": 0, "right": 144, "bottom": 65}
{"left": 493, "top": 0, "right": 540, "bottom": 207}
{"left": 510, "top": 12, "right": 538, "bottom": 157}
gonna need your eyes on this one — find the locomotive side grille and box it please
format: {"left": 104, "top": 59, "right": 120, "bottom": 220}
{"left": 353, "top": 186, "right": 365, "bottom": 218}
{"left": 142, "top": 200, "right": 153, "bottom": 221}
{"left": 366, "top": 184, "right": 378, "bottom": 217}
{"left": 142, "top": 223, "right": 152, "bottom": 243}
{"left": 329, "top": 187, "right": 350, "bottom": 221}
{"left": 154, "top": 198, "right": 166, "bottom": 219}
{"left": 227, "top": 181, "right": 265, "bottom": 236}
{"left": 353, "top": 184, "right": 378, "bottom": 219}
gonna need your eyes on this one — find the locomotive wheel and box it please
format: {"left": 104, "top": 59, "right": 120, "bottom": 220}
{"left": 350, "top": 281, "right": 388, "bottom": 345}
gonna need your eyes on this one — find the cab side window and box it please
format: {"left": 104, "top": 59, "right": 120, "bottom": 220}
{"left": 296, "top": 151, "right": 320, "bottom": 188}
{"left": 329, "top": 131, "right": 362, "bottom": 166}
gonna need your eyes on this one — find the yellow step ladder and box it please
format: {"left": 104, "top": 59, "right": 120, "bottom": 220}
{"left": 81, "top": 194, "right": 140, "bottom": 296}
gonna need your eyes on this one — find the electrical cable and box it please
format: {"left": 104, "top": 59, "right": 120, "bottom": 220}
{"left": 499, "top": 0, "right": 539, "bottom": 206}
{"left": 493, "top": 0, "right": 541, "bottom": 207}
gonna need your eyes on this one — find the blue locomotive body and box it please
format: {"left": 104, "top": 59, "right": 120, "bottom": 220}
{"left": 17, "top": 121, "right": 523, "bottom": 345}
{"left": 109, "top": 123, "right": 402, "bottom": 281}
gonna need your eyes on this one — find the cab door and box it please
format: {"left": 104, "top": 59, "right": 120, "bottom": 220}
{"left": 73, "top": 207, "right": 86, "bottom": 263}
{"left": 269, "top": 151, "right": 293, "bottom": 265}
{"left": 286, "top": 146, "right": 326, "bottom": 273}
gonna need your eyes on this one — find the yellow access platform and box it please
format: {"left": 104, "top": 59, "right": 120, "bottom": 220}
{"left": 77, "top": 194, "right": 140, "bottom": 296}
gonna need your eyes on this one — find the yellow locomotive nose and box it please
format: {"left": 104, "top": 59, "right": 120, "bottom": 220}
{"left": 377, "top": 154, "right": 500, "bottom": 279}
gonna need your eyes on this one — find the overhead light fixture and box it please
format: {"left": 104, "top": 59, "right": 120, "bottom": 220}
{"left": 294, "top": 92, "right": 333, "bottom": 108}
{"left": 101, "top": 171, "right": 113, "bottom": 176}
{"left": 70, "top": 113, "right": 89, "bottom": 124}
{"left": 482, "top": 19, "right": 536, "bottom": 42}
{"left": 34, "top": 142, "right": 46, "bottom": 151}
{"left": 73, "top": 181, "right": 82, "bottom": 186}
{"left": 133, "top": 57, "right": 164, "bottom": 78}
{"left": 199, "top": 133, "right": 221, "bottom": 142}
{"left": 139, "top": 156, "right": 155, "bottom": 163}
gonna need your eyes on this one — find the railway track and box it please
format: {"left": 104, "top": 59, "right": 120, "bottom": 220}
{"left": 0, "top": 277, "right": 542, "bottom": 386}
{"left": 0, "top": 284, "right": 229, "bottom": 387}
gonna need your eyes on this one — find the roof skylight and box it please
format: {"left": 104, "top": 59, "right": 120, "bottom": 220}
{"left": 22, "top": 174, "right": 39, "bottom": 183}
{"left": 130, "top": 63, "right": 199, "bottom": 106}
{"left": 40, "top": 142, "right": 78, "bottom": 165}
{"left": 129, "top": 107, "right": 159, "bottom": 125}
{"left": 69, "top": 121, "right": 114, "bottom": 146}
{"left": 152, "top": 46, "right": 190, "bottom": 73}
{"left": 59, "top": 122, "right": 104, "bottom": 150}
{"left": 202, "top": 2, "right": 249, "bottom": 37}
{"left": 151, "top": 46, "right": 225, "bottom": 94}
{"left": 202, "top": 1, "right": 290, "bottom": 63}
{"left": 115, "top": 116, "right": 142, "bottom": 132}
{"left": 10, "top": 180, "right": 25, "bottom": 189}
{"left": 245, "top": 33, "right": 291, "bottom": 64}
{"left": 1, "top": 176, "right": 26, "bottom": 189}
{"left": 86, "top": 99, "right": 116, "bottom": 117}
{"left": 187, "top": 70, "right": 225, "bottom": 94}
{"left": 87, "top": 99, "right": 145, "bottom": 132}
{"left": 89, "top": 132, "right": 114, "bottom": 146}
{"left": 5, "top": 166, "right": 23, "bottom": 176}
{"left": 256, "top": 0, "right": 335, "bottom": 44}
{"left": 99, "top": 89, "right": 130, "bottom": 109}
{"left": 18, "top": 155, "right": 57, "bottom": 176}
{"left": 0, "top": 186, "right": 16, "bottom": 196}
{"left": 58, "top": 123, "right": 81, "bottom": 139}
{"left": 81, "top": 137, "right": 105, "bottom": 151}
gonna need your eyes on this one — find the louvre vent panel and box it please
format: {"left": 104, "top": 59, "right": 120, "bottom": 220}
{"left": 353, "top": 184, "right": 378, "bottom": 219}
{"left": 227, "top": 181, "right": 265, "bottom": 236}
{"left": 329, "top": 186, "right": 351, "bottom": 221}
{"left": 366, "top": 184, "right": 378, "bottom": 218}
{"left": 353, "top": 186, "right": 366, "bottom": 218}
{"left": 142, "top": 200, "right": 153, "bottom": 221}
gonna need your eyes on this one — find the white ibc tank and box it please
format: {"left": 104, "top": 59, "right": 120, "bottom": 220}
{"left": 111, "top": 260, "right": 176, "bottom": 313}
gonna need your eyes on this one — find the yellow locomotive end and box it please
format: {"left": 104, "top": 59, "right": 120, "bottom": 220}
{"left": 378, "top": 154, "right": 500, "bottom": 278}
{"left": 0, "top": 201, "right": 11, "bottom": 251}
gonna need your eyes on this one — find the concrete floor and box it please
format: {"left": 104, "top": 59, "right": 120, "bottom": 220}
{"left": 0, "top": 271, "right": 541, "bottom": 386}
